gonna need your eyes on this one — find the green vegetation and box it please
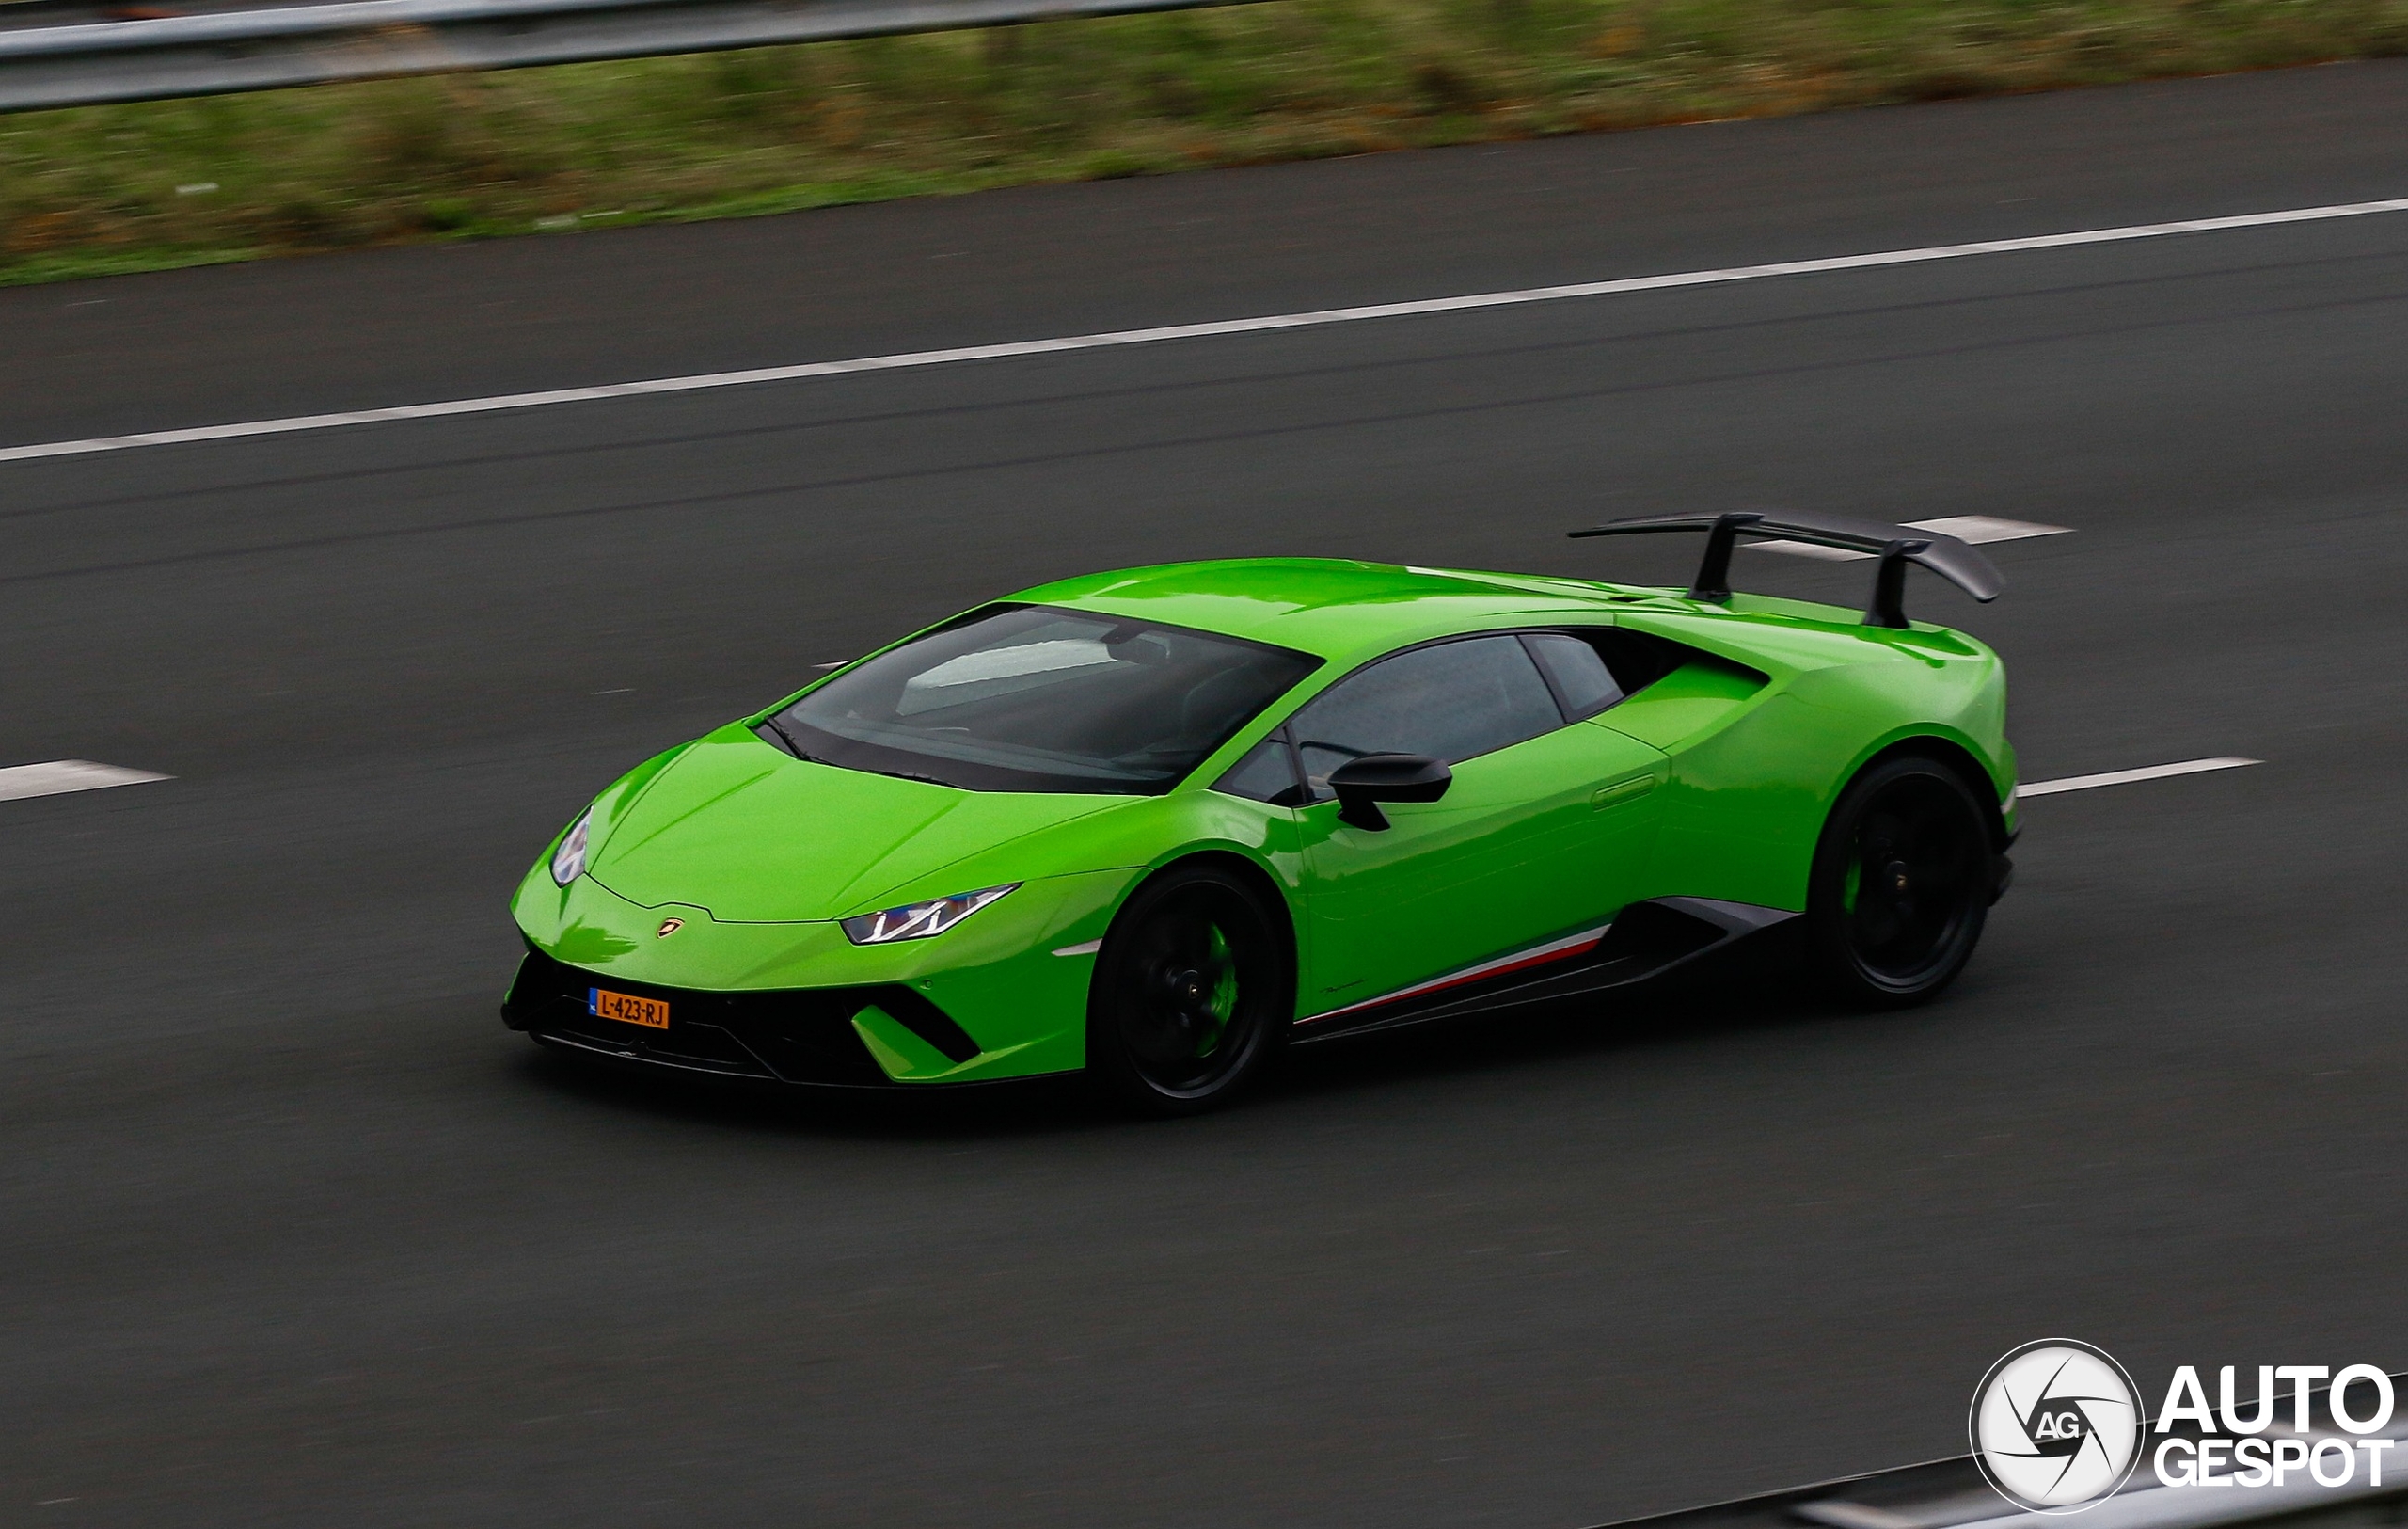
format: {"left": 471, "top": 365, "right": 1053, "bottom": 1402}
{"left": 4, "top": 0, "right": 2404, "bottom": 285}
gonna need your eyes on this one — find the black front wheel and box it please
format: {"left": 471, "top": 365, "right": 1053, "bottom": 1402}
{"left": 1806, "top": 755, "right": 1993, "bottom": 1006}
{"left": 1087, "top": 864, "right": 1291, "bottom": 1116}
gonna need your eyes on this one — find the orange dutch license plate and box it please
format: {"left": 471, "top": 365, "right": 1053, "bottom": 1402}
{"left": 588, "top": 987, "right": 670, "bottom": 1030}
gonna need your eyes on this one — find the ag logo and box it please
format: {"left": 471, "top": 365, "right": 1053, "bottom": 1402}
{"left": 1971, "top": 1340, "right": 2144, "bottom": 1513}
{"left": 656, "top": 917, "right": 684, "bottom": 938}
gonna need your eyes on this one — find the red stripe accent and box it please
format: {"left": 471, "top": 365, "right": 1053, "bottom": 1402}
{"left": 1406, "top": 934, "right": 1605, "bottom": 998}
{"left": 1298, "top": 926, "right": 1608, "bottom": 1027}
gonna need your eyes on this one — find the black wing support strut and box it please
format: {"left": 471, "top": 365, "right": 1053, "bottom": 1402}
{"left": 1566, "top": 510, "right": 2004, "bottom": 629}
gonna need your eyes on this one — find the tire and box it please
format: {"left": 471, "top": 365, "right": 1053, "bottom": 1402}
{"left": 1805, "top": 754, "right": 1992, "bottom": 1007}
{"left": 1086, "top": 863, "right": 1291, "bottom": 1116}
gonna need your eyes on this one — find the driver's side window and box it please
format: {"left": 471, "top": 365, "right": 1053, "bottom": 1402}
{"left": 1211, "top": 626, "right": 1711, "bottom": 805}
{"left": 1286, "top": 635, "right": 1561, "bottom": 800}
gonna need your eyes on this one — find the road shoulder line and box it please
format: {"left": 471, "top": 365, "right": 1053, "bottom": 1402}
{"left": 6, "top": 198, "right": 2407, "bottom": 466}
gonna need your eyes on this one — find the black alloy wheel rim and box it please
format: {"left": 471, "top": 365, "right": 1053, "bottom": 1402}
{"left": 1117, "top": 886, "right": 1262, "bottom": 1096}
{"left": 1840, "top": 775, "right": 1983, "bottom": 985}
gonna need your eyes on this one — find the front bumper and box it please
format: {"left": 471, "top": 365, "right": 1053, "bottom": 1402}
{"left": 505, "top": 866, "right": 1137, "bottom": 1085}
{"left": 503, "top": 946, "right": 1000, "bottom": 1087}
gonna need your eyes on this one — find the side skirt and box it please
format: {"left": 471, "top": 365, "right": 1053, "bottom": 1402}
{"left": 1288, "top": 897, "right": 1798, "bottom": 1044}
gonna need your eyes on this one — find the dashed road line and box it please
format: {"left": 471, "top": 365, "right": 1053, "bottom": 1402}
{"left": 5, "top": 198, "right": 2407, "bottom": 466}
{"left": 2020, "top": 757, "right": 2259, "bottom": 798}
{"left": 0, "top": 760, "right": 171, "bottom": 802}
{"left": 1751, "top": 515, "right": 2072, "bottom": 561}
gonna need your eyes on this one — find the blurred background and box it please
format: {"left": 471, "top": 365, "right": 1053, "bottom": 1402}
{"left": 6, "top": 0, "right": 2408, "bottom": 281}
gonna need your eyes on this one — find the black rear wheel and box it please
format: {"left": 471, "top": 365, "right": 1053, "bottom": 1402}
{"left": 1087, "top": 864, "right": 1290, "bottom": 1115}
{"left": 1806, "top": 755, "right": 1992, "bottom": 1006}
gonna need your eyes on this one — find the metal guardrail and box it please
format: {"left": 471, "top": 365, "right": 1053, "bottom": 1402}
{"left": 0, "top": 0, "right": 1272, "bottom": 113}
{"left": 1605, "top": 1444, "right": 2408, "bottom": 1529}
{"left": 1601, "top": 1373, "right": 2408, "bottom": 1529}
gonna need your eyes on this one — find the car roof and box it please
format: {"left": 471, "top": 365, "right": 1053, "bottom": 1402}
{"left": 1011, "top": 558, "right": 1655, "bottom": 663}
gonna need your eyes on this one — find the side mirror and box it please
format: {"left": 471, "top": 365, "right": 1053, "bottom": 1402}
{"left": 1326, "top": 753, "right": 1451, "bottom": 832}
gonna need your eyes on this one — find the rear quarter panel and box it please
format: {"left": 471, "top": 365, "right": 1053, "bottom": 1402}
{"left": 1602, "top": 608, "right": 2011, "bottom": 913}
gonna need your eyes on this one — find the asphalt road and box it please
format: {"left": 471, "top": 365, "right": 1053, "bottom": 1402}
{"left": 7, "top": 61, "right": 2407, "bottom": 1529}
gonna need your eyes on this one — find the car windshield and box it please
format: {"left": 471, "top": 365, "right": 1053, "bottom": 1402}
{"left": 760, "top": 605, "right": 1321, "bottom": 794}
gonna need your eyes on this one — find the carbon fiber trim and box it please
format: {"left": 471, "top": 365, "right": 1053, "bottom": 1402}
{"left": 1291, "top": 897, "right": 1798, "bottom": 1042}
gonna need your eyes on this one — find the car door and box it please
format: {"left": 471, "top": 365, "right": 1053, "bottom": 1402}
{"left": 1281, "top": 633, "right": 1668, "bottom": 1015}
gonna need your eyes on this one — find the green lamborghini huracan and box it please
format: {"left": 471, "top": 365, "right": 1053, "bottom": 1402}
{"left": 505, "top": 511, "right": 2016, "bottom": 1113}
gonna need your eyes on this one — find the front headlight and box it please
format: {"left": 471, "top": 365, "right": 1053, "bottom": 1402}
{"left": 840, "top": 884, "right": 1017, "bottom": 945}
{"left": 550, "top": 809, "right": 594, "bottom": 886}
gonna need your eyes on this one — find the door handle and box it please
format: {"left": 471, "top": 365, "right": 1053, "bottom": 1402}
{"left": 1591, "top": 774, "right": 1656, "bottom": 810}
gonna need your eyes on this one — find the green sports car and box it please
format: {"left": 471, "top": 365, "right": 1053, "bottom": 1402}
{"left": 504, "top": 511, "right": 2017, "bottom": 1113}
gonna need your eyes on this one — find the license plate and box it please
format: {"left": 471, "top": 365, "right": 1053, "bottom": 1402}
{"left": 588, "top": 987, "right": 670, "bottom": 1029}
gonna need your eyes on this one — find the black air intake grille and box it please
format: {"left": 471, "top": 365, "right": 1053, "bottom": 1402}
{"left": 503, "top": 947, "right": 976, "bottom": 1087}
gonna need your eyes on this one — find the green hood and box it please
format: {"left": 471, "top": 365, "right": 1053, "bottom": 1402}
{"left": 582, "top": 729, "right": 1120, "bottom": 922}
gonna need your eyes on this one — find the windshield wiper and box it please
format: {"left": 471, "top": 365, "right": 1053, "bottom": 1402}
{"left": 759, "top": 716, "right": 820, "bottom": 762}
{"left": 760, "top": 720, "right": 956, "bottom": 788}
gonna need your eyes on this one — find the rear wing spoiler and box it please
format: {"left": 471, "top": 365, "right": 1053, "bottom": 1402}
{"left": 1565, "top": 510, "right": 2004, "bottom": 629}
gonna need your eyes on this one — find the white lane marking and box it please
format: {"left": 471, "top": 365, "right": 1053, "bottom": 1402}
{"left": 0, "top": 759, "right": 172, "bottom": 802}
{"left": 2020, "top": 757, "right": 2259, "bottom": 798}
{"left": 1751, "top": 515, "right": 2072, "bottom": 560}
{"left": 1051, "top": 938, "right": 1103, "bottom": 957}
{"left": 6, "top": 198, "right": 2408, "bottom": 467}
{"left": 1911, "top": 515, "right": 2072, "bottom": 543}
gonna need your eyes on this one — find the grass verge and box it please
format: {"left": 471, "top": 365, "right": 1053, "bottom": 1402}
{"left": 4, "top": 0, "right": 2405, "bottom": 286}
